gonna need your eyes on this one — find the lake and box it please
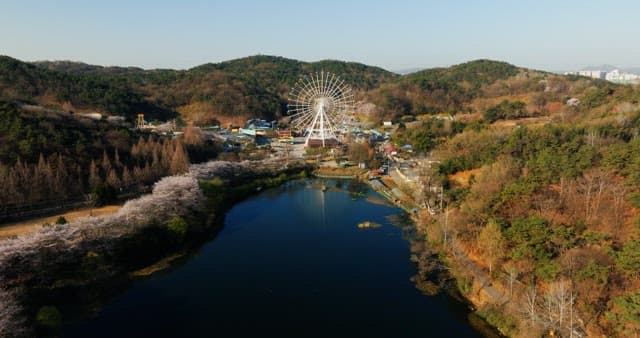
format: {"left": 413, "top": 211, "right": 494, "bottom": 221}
{"left": 62, "top": 179, "right": 483, "bottom": 337}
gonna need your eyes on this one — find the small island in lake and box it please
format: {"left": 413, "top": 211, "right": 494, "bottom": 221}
{"left": 357, "top": 221, "right": 382, "bottom": 229}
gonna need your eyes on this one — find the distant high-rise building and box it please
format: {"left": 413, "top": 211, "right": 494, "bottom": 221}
{"left": 577, "top": 70, "right": 606, "bottom": 79}
{"left": 564, "top": 69, "right": 640, "bottom": 84}
{"left": 605, "top": 69, "right": 640, "bottom": 84}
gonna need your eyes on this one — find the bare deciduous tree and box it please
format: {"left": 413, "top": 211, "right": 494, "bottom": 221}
{"left": 503, "top": 262, "right": 518, "bottom": 300}
{"left": 523, "top": 281, "right": 538, "bottom": 328}
{"left": 478, "top": 219, "right": 505, "bottom": 275}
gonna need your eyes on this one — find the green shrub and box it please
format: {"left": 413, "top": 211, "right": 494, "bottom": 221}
{"left": 484, "top": 100, "right": 527, "bottom": 122}
{"left": 456, "top": 276, "right": 472, "bottom": 295}
{"left": 477, "top": 306, "right": 519, "bottom": 337}
{"left": 631, "top": 192, "right": 640, "bottom": 208}
{"left": 535, "top": 259, "right": 561, "bottom": 282}
{"left": 36, "top": 306, "right": 62, "bottom": 329}
{"left": 166, "top": 216, "right": 189, "bottom": 241}
{"left": 55, "top": 216, "right": 68, "bottom": 225}
{"left": 616, "top": 240, "right": 640, "bottom": 277}
{"left": 606, "top": 291, "right": 640, "bottom": 335}
{"left": 209, "top": 177, "right": 224, "bottom": 187}
{"left": 505, "top": 216, "right": 553, "bottom": 261}
{"left": 576, "top": 259, "right": 609, "bottom": 286}
{"left": 581, "top": 229, "right": 610, "bottom": 244}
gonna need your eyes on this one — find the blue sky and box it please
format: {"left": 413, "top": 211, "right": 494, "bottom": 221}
{"left": 1, "top": 0, "right": 638, "bottom": 71}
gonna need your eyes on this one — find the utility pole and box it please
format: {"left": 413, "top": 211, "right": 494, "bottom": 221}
{"left": 443, "top": 205, "right": 449, "bottom": 247}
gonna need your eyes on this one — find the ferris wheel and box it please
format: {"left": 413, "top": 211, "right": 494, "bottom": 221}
{"left": 288, "top": 71, "right": 354, "bottom": 147}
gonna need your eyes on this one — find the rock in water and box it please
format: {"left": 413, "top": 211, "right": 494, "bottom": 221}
{"left": 357, "top": 221, "right": 382, "bottom": 229}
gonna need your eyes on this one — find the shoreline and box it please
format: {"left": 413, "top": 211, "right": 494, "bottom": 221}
{"left": 0, "top": 160, "right": 311, "bottom": 336}
{"left": 0, "top": 161, "right": 502, "bottom": 337}
{"left": 360, "top": 174, "right": 506, "bottom": 337}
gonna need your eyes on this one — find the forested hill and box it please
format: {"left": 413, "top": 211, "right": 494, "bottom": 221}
{"left": 0, "top": 56, "right": 174, "bottom": 121}
{"left": 1, "top": 54, "right": 628, "bottom": 126}
{"left": 383, "top": 64, "right": 640, "bottom": 336}
{"left": 189, "top": 55, "right": 395, "bottom": 90}
{"left": 368, "top": 59, "right": 530, "bottom": 119}
{"left": 2, "top": 55, "right": 395, "bottom": 125}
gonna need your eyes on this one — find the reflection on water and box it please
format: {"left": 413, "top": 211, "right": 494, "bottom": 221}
{"left": 62, "top": 179, "right": 483, "bottom": 338}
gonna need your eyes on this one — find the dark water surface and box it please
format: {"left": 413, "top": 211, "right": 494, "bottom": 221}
{"left": 63, "top": 180, "right": 482, "bottom": 337}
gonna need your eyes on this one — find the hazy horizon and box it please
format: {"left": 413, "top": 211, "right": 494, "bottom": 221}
{"left": 12, "top": 54, "right": 640, "bottom": 76}
{"left": 2, "top": 0, "right": 639, "bottom": 72}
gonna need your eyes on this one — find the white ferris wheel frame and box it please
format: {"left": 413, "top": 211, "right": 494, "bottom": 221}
{"left": 288, "top": 71, "right": 354, "bottom": 147}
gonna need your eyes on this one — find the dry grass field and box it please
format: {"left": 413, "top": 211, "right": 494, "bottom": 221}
{"left": 0, "top": 205, "right": 121, "bottom": 240}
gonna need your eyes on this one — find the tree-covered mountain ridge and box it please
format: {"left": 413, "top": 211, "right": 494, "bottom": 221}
{"left": 2, "top": 55, "right": 396, "bottom": 125}
{"left": 5, "top": 54, "right": 624, "bottom": 126}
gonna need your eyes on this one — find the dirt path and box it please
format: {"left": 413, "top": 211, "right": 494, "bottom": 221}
{"left": 450, "top": 239, "right": 508, "bottom": 304}
{"left": 0, "top": 205, "right": 121, "bottom": 240}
